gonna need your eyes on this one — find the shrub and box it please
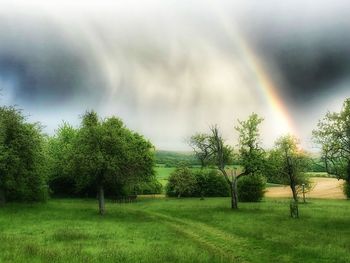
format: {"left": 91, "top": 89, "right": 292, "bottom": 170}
{"left": 237, "top": 174, "right": 266, "bottom": 202}
{"left": 166, "top": 167, "right": 230, "bottom": 198}
{"left": 193, "top": 169, "right": 230, "bottom": 197}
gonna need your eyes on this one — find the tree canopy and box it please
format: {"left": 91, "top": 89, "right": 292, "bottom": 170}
{"left": 0, "top": 106, "right": 47, "bottom": 203}
{"left": 313, "top": 98, "right": 350, "bottom": 196}
{"left": 71, "top": 111, "right": 155, "bottom": 214}
{"left": 235, "top": 113, "right": 265, "bottom": 176}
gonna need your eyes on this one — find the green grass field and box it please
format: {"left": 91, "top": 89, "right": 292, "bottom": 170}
{"left": 1, "top": 198, "right": 350, "bottom": 263}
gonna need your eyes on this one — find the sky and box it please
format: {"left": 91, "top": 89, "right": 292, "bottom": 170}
{"left": 0, "top": 0, "right": 349, "bottom": 151}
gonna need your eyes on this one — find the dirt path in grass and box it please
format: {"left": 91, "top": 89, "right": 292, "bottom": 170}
{"left": 126, "top": 208, "right": 252, "bottom": 262}
{"left": 266, "top": 177, "right": 346, "bottom": 199}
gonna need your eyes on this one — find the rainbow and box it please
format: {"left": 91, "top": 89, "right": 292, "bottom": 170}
{"left": 211, "top": 4, "right": 296, "bottom": 136}
{"left": 234, "top": 32, "right": 295, "bottom": 135}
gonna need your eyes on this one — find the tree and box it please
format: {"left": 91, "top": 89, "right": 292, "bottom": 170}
{"left": 46, "top": 123, "right": 77, "bottom": 196}
{"left": 313, "top": 98, "right": 350, "bottom": 198}
{"left": 72, "top": 111, "right": 154, "bottom": 215}
{"left": 166, "top": 167, "right": 230, "bottom": 198}
{"left": 272, "top": 135, "right": 311, "bottom": 217}
{"left": 189, "top": 113, "right": 265, "bottom": 209}
{"left": 166, "top": 166, "right": 197, "bottom": 197}
{"left": 190, "top": 126, "right": 237, "bottom": 208}
{"left": 0, "top": 106, "right": 47, "bottom": 203}
{"left": 189, "top": 133, "right": 212, "bottom": 168}
{"left": 235, "top": 113, "right": 265, "bottom": 176}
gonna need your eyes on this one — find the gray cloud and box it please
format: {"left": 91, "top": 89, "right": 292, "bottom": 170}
{"left": 0, "top": 15, "right": 107, "bottom": 108}
{"left": 0, "top": 1, "right": 350, "bottom": 150}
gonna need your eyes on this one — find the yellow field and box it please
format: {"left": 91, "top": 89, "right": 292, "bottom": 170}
{"left": 266, "top": 177, "right": 346, "bottom": 199}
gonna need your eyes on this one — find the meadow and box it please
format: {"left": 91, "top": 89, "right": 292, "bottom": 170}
{"left": 1, "top": 197, "right": 350, "bottom": 263}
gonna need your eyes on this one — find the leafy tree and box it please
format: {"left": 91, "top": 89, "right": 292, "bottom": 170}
{"left": 190, "top": 126, "right": 237, "bottom": 208}
{"left": 72, "top": 111, "right": 154, "bottom": 215}
{"left": 189, "top": 113, "right": 265, "bottom": 209}
{"left": 46, "top": 123, "right": 77, "bottom": 197}
{"left": 166, "top": 166, "right": 197, "bottom": 197}
{"left": 271, "top": 135, "right": 311, "bottom": 217}
{"left": 313, "top": 98, "right": 350, "bottom": 198}
{"left": 0, "top": 106, "right": 47, "bottom": 203}
{"left": 235, "top": 113, "right": 266, "bottom": 176}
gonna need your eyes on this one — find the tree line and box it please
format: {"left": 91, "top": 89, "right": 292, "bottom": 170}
{"left": 0, "top": 108, "right": 155, "bottom": 214}
{"left": 188, "top": 98, "right": 350, "bottom": 216}
{"left": 1, "top": 97, "right": 349, "bottom": 217}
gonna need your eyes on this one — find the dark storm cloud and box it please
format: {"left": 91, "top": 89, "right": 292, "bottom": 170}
{"left": 252, "top": 34, "right": 350, "bottom": 104}
{"left": 236, "top": 0, "right": 350, "bottom": 105}
{"left": 0, "top": 15, "right": 106, "bottom": 107}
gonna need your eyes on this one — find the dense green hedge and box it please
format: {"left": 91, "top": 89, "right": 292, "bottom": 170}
{"left": 166, "top": 167, "right": 230, "bottom": 197}
{"left": 237, "top": 174, "right": 266, "bottom": 202}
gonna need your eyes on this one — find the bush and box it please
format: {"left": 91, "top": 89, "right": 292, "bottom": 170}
{"left": 343, "top": 182, "right": 350, "bottom": 199}
{"left": 166, "top": 167, "right": 230, "bottom": 198}
{"left": 193, "top": 170, "right": 230, "bottom": 197}
{"left": 237, "top": 174, "right": 266, "bottom": 202}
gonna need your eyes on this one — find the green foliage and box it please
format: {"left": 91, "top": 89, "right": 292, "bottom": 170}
{"left": 0, "top": 106, "right": 47, "bottom": 202}
{"left": 166, "top": 167, "right": 230, "bottom": 197}
{"left": 237, "top": 174, "right": 266, "bottom": 202}
{"left": 71, "top": 111, "right": 155, "bottom": 197}
{"left": 45, "top": 123, "right": 77, "bottom": 197}
{"left": 136, "top": 179, "right": 163, "bottom": 195}
{"left": 313, "top": 98, "right": 350, "bottom": 190}
{"left": 267, "top": 135, "right": 312, "bottom": 200}
{"left": 235, "top": 113, "right": 266, "bottom": 176}
{"left": 194, "top": 169, "right": 230, "bottom": 197}
{"left": 166, "top": 166, "right": 196, "bottom": 197}
{"left": 309, "top": 158, "right": 327, "bottom": 172}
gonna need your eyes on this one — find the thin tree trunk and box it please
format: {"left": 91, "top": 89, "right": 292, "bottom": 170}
{"left": 98, "top": 185, "right": 105, "bottom": 215}
{"left": 223, "top": 168, "right": 238, "bottom": 210}
{"left": 290, "top": 182, "right": 298, "bottom": 203}
{"left": 231, "top": 177, "right": 238, "bottom": 209}
{"left": 287, "top": 156, "right": 299, "bottom": 218}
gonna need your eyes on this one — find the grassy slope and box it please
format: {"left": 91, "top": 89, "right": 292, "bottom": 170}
{"left": 1, "top": 198, "right": 350, "bottom": 263}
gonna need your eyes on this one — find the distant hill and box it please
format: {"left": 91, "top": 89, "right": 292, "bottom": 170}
{"left": 155, "top": 150, "right": 199, "bottom": 167}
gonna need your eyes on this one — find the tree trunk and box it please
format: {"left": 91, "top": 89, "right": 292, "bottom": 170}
{"left": 98, "top": 185, "right": 105, "bottom": 215}
{"left": 231, "top": 177, "right": 238, "bottom": 209}
{"left": 290, "top": 182, "right": 298, "bottom": 203}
